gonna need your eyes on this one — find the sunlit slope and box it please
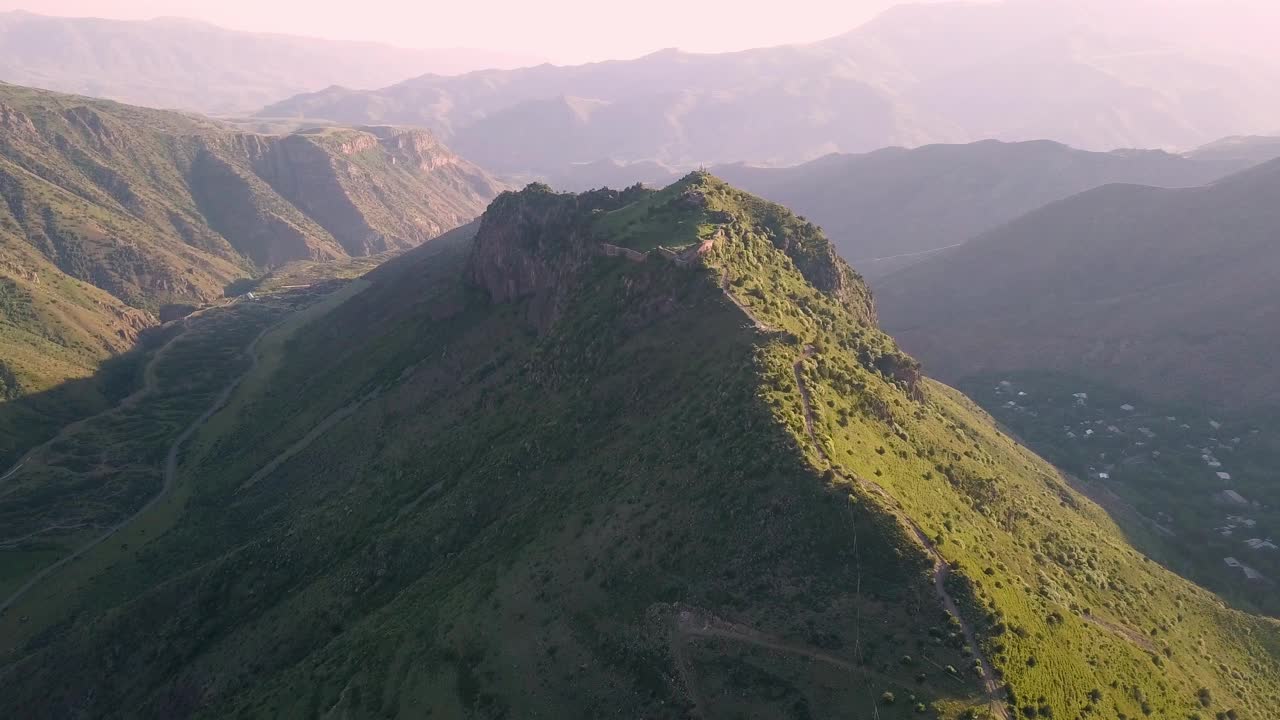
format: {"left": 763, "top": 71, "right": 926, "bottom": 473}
{"left": 2, "top": 176, "right": 1277, "bottom": 719}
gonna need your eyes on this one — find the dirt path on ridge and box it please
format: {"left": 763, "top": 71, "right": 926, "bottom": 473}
{"left": 791, "top": 351, "right": 1010, "bottom": 719}
{"left": 717, "top": 273, "right": 1010, "bottom": 719}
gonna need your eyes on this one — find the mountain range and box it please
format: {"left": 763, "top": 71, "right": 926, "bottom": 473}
{"left": 0, "top": 82, "right": 498, "bottom": 461}
{"left": 549, "top": 138, "right": 1280, "bottom": 276}
{"left": 876, "top": 156, "right": 1280, "bottom": 412}
{"left": 3, "top": 173, "right": 1278, "bottom": 719}
{"left": 0, "top": 11, "right": 542, "bottom": 114}
{"left": 258, "top": 0, "right": 1280, "bottom": 174}
{"left": 3, "top": 4, "right": 1280, "bottom": 716}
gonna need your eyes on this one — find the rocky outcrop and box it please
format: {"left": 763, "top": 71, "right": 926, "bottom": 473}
{"left": 0, "top": 103, "right": 37, "bottom": 141}
{"left": 238, "top": 127, "right": 500, "bottom": 258}
{"left": 768, "top": 219, "right": 877, "bottom": 327}
{"left": 466, "top": 183, "right": 645, "bottom": 330}
{"left": 373, "top": 128, "right": 456, "bottom": 172}
{"left": 874, "top": 351, "right": 923, "bottom": 399}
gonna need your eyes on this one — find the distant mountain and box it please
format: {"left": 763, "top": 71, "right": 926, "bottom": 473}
{"left": 876, "top": 157, "right": 1280, "bottom": 412}
{"left": 549, "top": 139, "right": 1271, "bottom": 278}
{"left": 0, "top": 11, "right": 542, "bottom": 114}
{"left": 5, "top": 173, "right": 1279, "bottom": 719}
{"left": 713, "top": 140, "right": 1276, "bottom": 276}
{"left": 1185, "top": 135, "right": 1280, "bottom": 174}
{"left": 0, "top": 82, "right": 498, "bottom": 453}
{"left": 259, "top": 0, "right": 1280, "bottom": 174}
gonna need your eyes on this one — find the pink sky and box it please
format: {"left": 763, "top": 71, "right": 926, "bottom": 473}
{"left": 0, "top": 0, "right": 929, "bottom": 63}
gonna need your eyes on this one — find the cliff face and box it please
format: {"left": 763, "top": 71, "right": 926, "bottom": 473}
{"left": 467, "top": 174, "right": 882, "bottom": 333}
{"left": 243, "top": 133, "right": 382, "bottom": 257}
{"left": 189, "top": 143, "right": 342, "bottom": 267}
{"left": 466, "top": 184, "right": 642, "bottom": 329}
{"left": 241, "top": 127, "right": 503, "bottom": 258}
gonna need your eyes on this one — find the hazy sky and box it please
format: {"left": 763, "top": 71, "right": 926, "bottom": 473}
{"left": 0, "top": 0, "right": 936, "bottom": 63}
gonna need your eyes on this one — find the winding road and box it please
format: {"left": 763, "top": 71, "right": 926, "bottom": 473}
{"left": 0, "top": 321, "right": 269, "bottom": 616}
{"left": 0, "top": 301, "right": 234, "bottom": 492}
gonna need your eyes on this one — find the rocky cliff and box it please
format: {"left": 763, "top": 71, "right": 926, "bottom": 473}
{"left": 466, "top": 183, "right": 644, "bottom": 329}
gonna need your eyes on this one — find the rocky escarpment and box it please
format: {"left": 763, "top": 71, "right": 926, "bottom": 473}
{"left": 466, "top": 183, "right": 646, "bottom": 329}
{"left": 0, "top": 102, "right": 38, "bottom": 140}
{"left": 467, "top": 173, "right": 884, "bottom": 336}
{"left": 241, "top": 133, "right": 382, "bottom": 257}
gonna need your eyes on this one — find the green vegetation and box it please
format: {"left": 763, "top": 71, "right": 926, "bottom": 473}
{"left": 0, "top": 82, "right": 497, "bottom": 462}
{"left": 1, "top": 176, "right": 1277, "bottom": 719}
{"left": 0, "top": 280, "right": 365, "bottom": 632}
{"left": 0, "top": 300, "right": 280, "bottom": 606}
{"left": 592, "top": 179, "right": 718, "bottom": 251}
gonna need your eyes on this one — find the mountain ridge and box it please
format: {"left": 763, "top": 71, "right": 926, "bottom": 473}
{"left": 257, "top": 0, "right": 1280, "bottom": 174}
{"left": 2, "top": 175, "right": 1278, "bottom": 719}
{"left": 0, "top": 11, "right": 543, "bottom": 114}
{"left": 547, "top": 138, "right": 1277, "bottom": 278}
{"left": 876, "top": 156, "right": 1280, "bottom": 412}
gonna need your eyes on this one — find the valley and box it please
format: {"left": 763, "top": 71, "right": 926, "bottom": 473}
{"left": 0, "top": 83, "right": 499, "bottom": 467}
{"left": 4, "top": 2, "right": 1280, "bottom": 717}
{"left": 960, "top": 373, "right": 1280, "bottom": 617}
{"left": 0, "top": 281, "right": 353, "bottom": 624}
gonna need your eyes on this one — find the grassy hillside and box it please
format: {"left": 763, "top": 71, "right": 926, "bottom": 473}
{"left": 0, "top": 82, "right": 500, "bottom": 459}
{"left": 1, "top": 176, "right": 1277, "bottom": 719}
{"left": 958, "top": 371, "right": 1280, "bottom": 618}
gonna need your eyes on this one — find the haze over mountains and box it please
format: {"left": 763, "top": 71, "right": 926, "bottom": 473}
{"left": 4, "top": 2, "right": 1280, "bottom": 718}
{"left": 549, "top": 139, "right": 1278, "bottom": 276}
{"left": 0, "top": 11, "right": 542, "bottom": 114}
{"left": 259, "top": 0, "right": 1280, "bottom": 174}
{"left": 877, "top": 157, "right": 1280, "bottom": 412}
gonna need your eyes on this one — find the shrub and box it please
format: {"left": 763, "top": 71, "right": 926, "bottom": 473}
{"left": 1196, "top": 688, "right": 1212, "bottom": 708}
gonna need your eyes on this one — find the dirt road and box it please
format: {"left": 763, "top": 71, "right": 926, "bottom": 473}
{"left": 0, "top": 323, "right": 267, "bottom": 616}
{"left": 0, "top": 301, "right": 233, "bottom": 491}
{"left": 238, "top": 387, "right": 380, "bottom": 492}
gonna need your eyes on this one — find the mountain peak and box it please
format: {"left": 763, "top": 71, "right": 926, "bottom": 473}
{"left": 465, "top": 176, "right": 876, "bottom": 337}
